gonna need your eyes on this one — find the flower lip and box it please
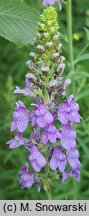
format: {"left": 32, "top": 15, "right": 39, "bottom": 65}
{"left": 10, "top": 100, "right": 30, "bottom": 133}
{"left": 29, "top": 145, "right": 46, "bottom": 172}
{"left": 31, "top": 102, "right": 54, "bottom": 128}
{"left": 50, "top": 146, "right": 67, "bottom": 172}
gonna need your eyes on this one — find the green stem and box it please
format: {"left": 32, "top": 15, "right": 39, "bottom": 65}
{"left": 44, "top": 76, "right": 49, "bottom": 104}
{"left": 67, "top": 0, "right": 75, "bottom": 92}
{"left": 67, "top": 0, "right": 74, "bottom": 72}
{"left": 46, "top": 185, "right": 52, "bottom": 200}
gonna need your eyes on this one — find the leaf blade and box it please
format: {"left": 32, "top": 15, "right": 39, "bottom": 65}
{"left": 0, "top": 0, "right": 39, "bottom": 45}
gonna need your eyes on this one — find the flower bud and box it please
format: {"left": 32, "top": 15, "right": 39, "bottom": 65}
{"left": 43, "top": 32, "right": 49, "bottom": 38}
{"left": 53, "top": 32, "right": 60, "bottom": 41}
{"left": 36, "top": 45, "right": 45, "bottom": 53}
{"left": 63, "top": 79, "right": 71, "bottom": 89}
{"left": 25, "top": 73, "right": 37, "bottom": 84}
{"left": 38, "top": 23, "right": 45, "bottom": 31}
{"left": 41, "top": 66, "right": 49, "bottom": 74}
{"left": 60, "top": 55, "right": 65, "bottom": 63}
{"left": 58, "top": 43, "right": 62, "bottom": 50}
{"left": 52, "top": 52, "right": 60, "bottom": 61}
{"left": 45, "top": 42, "right": 53, "bottom": 49}
{"left": 50, "top": 27, "right": 56, "bottom": 33}
{"left": 48, "top": 80, "right": 58, "bottom": 93}
{"left": 26, "top": 60, "right": 35, "bottom": 69}
{"left": 36, "top": 33, "right": 42, "bottom": 40}
{"left": 56, "top": 63, "right": 65, "bottom": 73}
{"left": 29, "top": 52, "right": 37, "bottom": 61}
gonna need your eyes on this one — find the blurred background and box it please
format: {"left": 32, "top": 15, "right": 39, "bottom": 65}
{"left": 0, "top": 0, "right": 89, "bottom": 200}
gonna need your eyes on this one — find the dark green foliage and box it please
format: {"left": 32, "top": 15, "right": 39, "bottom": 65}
{"left": 0, "top": 0, "right": 89, "bottom": 200}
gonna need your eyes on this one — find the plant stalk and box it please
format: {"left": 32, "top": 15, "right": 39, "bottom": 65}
{"left": 67, "top": 0, "right": 74, "bottom": 73}
{"left": 46, "top": 185, "right": 52, "bottom": 200}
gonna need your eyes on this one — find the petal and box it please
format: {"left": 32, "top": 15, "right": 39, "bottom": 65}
{"left": 31, "top": 160, "right": 41, "bottom": 172}
{"left": 68, "top": 158, "right": 81, "bottom": 169}
{"left": 37, "top": 154, "right": 46, "bottom": 167}
{"left": 10, "top": 120, "right": 16, "bottom": 132}
{"left": 14, "top": 87, "right": 34, "bottom": 97}
{"left": 16, "top": 108, "right": 29, "bottom": 132}
{"left": 61, "top": 138, "right": 76, "bottom": 149}
{"left": 42, "top": 131, "right": 48, "bottom": 144}
{"left": 48, "top": 133, "right": 56, "bottom": 143}
{"left": 58, "top": 112, "right": 68, "bottom": 124}
{"left": 25, "top": 181, "right": 33, "bottom": 188}
{"left": 69, "top": 111, "right": 80, "bottom": 123}
{"left": 62, "top": 171, "right": 71, "bottom": 183}
{"left": 7, "top": 139, "right": 21, "bottom": 149}
{"left": 19, "top": 163, "right": 28, "bottom": 175}
{"left": 58, "top": 160, "right": 67, "bottom": 173}
{"left": 37, "top": 117, "right": 46, "bottom": 128}
{"left": 44, "top": 111, "right": 53, "bottom": 125}
{"left": 50, "top": 157, "right": 57, "bottom": 170}
{"left": 31, "top": 115, "right": 37, "bottom": 126}
{"left": 58, "top": 101, "right": 69, "bottom": 112}
{"left": 39, "top": 102, "right": 46, "bottom": 115}
{"left": 67, "top": 149, "right": 79, "bottom": 158}
{"left": 30, "top": 145, "right": 46, "bottom": 169}
{"left": 56, "top": 130, "right": 61, "bottom": 139}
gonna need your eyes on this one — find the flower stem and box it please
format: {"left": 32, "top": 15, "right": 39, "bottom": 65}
{"left": 67, "top": 0, "right": 74, "bottom": 72}
{"left": 67, "top": 0, "right": 75, "bottom": 92}
{"left": 46, "top": 185, "right": 52, "bottom": 200}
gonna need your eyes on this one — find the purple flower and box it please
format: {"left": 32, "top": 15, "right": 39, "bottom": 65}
{"left": 29, "top": 145, "right": 46, "bottom": 172}
{"left": 10, "top": 101, "right": 29, "bottom": 133}
{"left": 60, "top": 124, "right": 76, "bottom": 150}
{"left": 42, "top": 123, "right": 61, "bottom": 144}
{"left": 30, "top": 128, "right": 40, "bottom": 144}
{"left": 19, "top": 163, "right": 40, "bottom": 190}
{"left": 50, "top": 146, "right": 67, "bottom": 172}
{"left": 14, "top": 86, "right": 35, "bottom": 97}
{"left": 43, "top": 0, "right": 62, "bottom": 10}
{"left": 14, "top": 77, "right": 35, "bottom": 97}
{"left": 6, "top": 132, "right": 30, "bottom": 149}
{"left": 31, "top": 102, "right": 53, "bottom": 128}
{"left": 72, "top": 168, "right": 80, "bottom": 182}
{"left": 25, "top": 73, "right": 37, "bottom": 84}
{"left": 58, "top": 95, "right": 81, "bottom": 124}
{"left": 66, "top": 148, "right": 81, "bottom": 169}
{"left": 43, "top": 0, "right": 56, "bottom": 5}
{"left": 62, "top": 168, "right": 80, "bottom": 182}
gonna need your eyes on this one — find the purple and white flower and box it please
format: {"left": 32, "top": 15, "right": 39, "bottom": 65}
{"left": 50, "top": 147, "right": 67, "bottom": 172}
{"left": 6, "top": 132, "right": 30, "bottom": 149}
{"left": 29, "top": 145, "right": 46, "bottom": 172}
{"left": 43, "top": 0, "right": 62, "bottom": 10}
{"left": 58, "top": 95, "right": 81, "bottom": 124}
{"left": 62, "top": 167, "right": 80, "bottom": 182}
{"left": 10, "top": 101, "right": 29, "bottom": 133}
{"left": 66, "top": 148, "right": 81, "bottom": 169}
{"left": 42, "top": 123, "right": 61, "bottom": 144}
{"left": 19, "top": 163, "right": 40, "bottom": 190}
{"left": 60, "top": 124, "right": 76, "bottom": 150}
{"left": 31, "top": 102, "right": 53, "bottom": 128}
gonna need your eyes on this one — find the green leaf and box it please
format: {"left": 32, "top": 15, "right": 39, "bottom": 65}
{"left": 0, "top": 0, "right": 39, "bottom": 45}
{"left": 77, "top": 71, "right": 89, "bottom": 78}
{"left": 74, "top": 53, "right": 89, "bottom": 64}
{"left": 75, "top": 89, "right": 89, "bottom": 101}
{"left": 84, "top": 27, "right": 89, "bottom": 42}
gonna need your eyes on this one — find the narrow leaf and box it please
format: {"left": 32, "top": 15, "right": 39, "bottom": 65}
{"left": 74, "top": 53, "right": 89, "bottom": 64}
